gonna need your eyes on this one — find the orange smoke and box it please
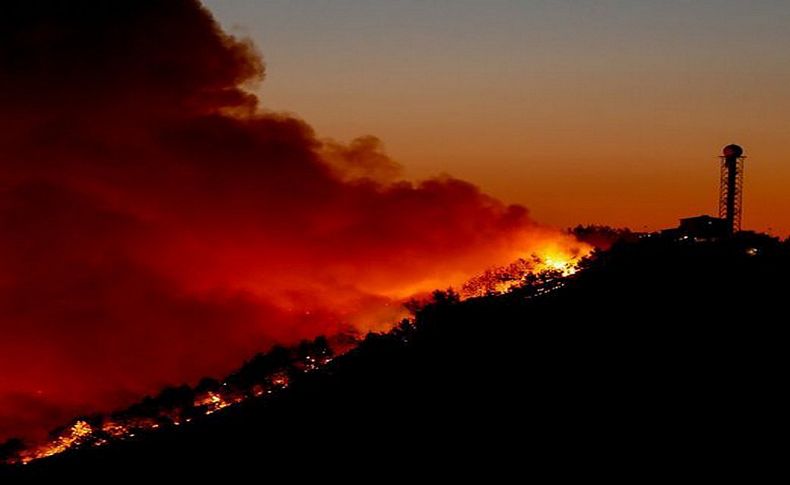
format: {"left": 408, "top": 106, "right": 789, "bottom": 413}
{"left": 0, "top": 0, "right": 586, "bottom": 441}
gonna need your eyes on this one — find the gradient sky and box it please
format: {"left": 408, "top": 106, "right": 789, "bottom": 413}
{"left": 204, "top": 0, "right": 790, "bottom": 235}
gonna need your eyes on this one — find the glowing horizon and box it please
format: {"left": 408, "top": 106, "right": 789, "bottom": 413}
{"left": 204, "top": 0, "right": 790, "bottom": 236}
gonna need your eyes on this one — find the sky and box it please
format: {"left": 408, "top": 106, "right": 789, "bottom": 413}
{"left": 204, "top": 0, "right": 790, "bottom": 235}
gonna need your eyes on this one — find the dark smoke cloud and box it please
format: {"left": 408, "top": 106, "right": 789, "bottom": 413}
{"left": 0, "top": 0, "right": 580, "bottom": 440}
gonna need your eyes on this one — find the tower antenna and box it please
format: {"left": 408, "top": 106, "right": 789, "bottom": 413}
{"left": 719, "top": 144, "right": 745, "bottom": 234}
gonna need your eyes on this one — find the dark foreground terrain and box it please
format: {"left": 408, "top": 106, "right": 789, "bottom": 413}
{"left": 3, "top": 233, "right": 785, "bottom": 480}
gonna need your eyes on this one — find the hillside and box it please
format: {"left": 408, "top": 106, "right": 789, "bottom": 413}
{"left": 3, "top": 232, "right": 785, "bottom": 480}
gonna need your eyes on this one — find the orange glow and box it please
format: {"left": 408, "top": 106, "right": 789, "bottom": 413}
{"left": 204, "top": 3, "right": 790, "bottom": 237}
{"left": 18, "top": 421, "right": 93, "bottom": 464}
{"left": 195, "top": 392, "right": 233, "bottom": 415}
{"left": 461, "top": 240, "right": 591, "bottom": 298}
{"left": 535, "top": 248, "right": 586, "bottom": 277}
{"left": 6, "top": 343, "right": 340, "bottom": 464}
{"left": 101, "top": 421, "right": 129, "bottom": 439}
{"left": 269, "top": 373, "right": 290, "bottom": 389}
{"left": 0, "top": 0, "right": 596, "bottom": 447}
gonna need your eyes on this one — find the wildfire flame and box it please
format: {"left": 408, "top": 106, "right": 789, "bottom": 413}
{"left": 18, "top": 421, "right": 93, "bottom": 465}
{"left": 0, "top": 0, "right": 596, "bottom": 456}
{"left": 460, "top": 242, "right": 590, "bottom": 298}
{"left": 3, "top": 239, "right": 590, "bottom": 467}
{"left": 5, "top": 346, "right": 329, "bottom": 465}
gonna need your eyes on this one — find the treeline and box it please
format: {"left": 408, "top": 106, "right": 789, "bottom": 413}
{"left": 4, "top": 228, "right": 789, "bottom": 478}
{"left": 0, "top": 336, "right": 338, "bottom": 464}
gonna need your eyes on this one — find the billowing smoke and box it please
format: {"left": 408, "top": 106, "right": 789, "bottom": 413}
{"left": 0, "top": 1, "right": 583, "bottom": 440}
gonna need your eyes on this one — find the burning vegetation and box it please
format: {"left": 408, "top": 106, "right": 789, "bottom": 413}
{"left": 461, "top": 246, "right": 589, "bottom": 298}
{"left": 0, "top": 0, "right": 596, "bottom": 443}
{"left": 2, "top": 336, "right": 335, "bottom": 465}
{"left": 0, "top": 247, "right": 591, "bottom": 466}
{"left": 2, "top": 228, "right": 786, "bottom": 479}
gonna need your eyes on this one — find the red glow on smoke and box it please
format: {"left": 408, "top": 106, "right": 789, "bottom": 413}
{"left": 0, "top": 0, "right": 586, "bottom": 441}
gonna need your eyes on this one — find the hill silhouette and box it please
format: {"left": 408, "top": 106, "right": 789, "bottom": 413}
{"left": 2, "top": 231, "right": 784, "bottom": 480}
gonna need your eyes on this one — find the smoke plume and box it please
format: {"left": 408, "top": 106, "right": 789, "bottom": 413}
{"left": 0, "top": 0, "right": 583, "bottom": 440}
